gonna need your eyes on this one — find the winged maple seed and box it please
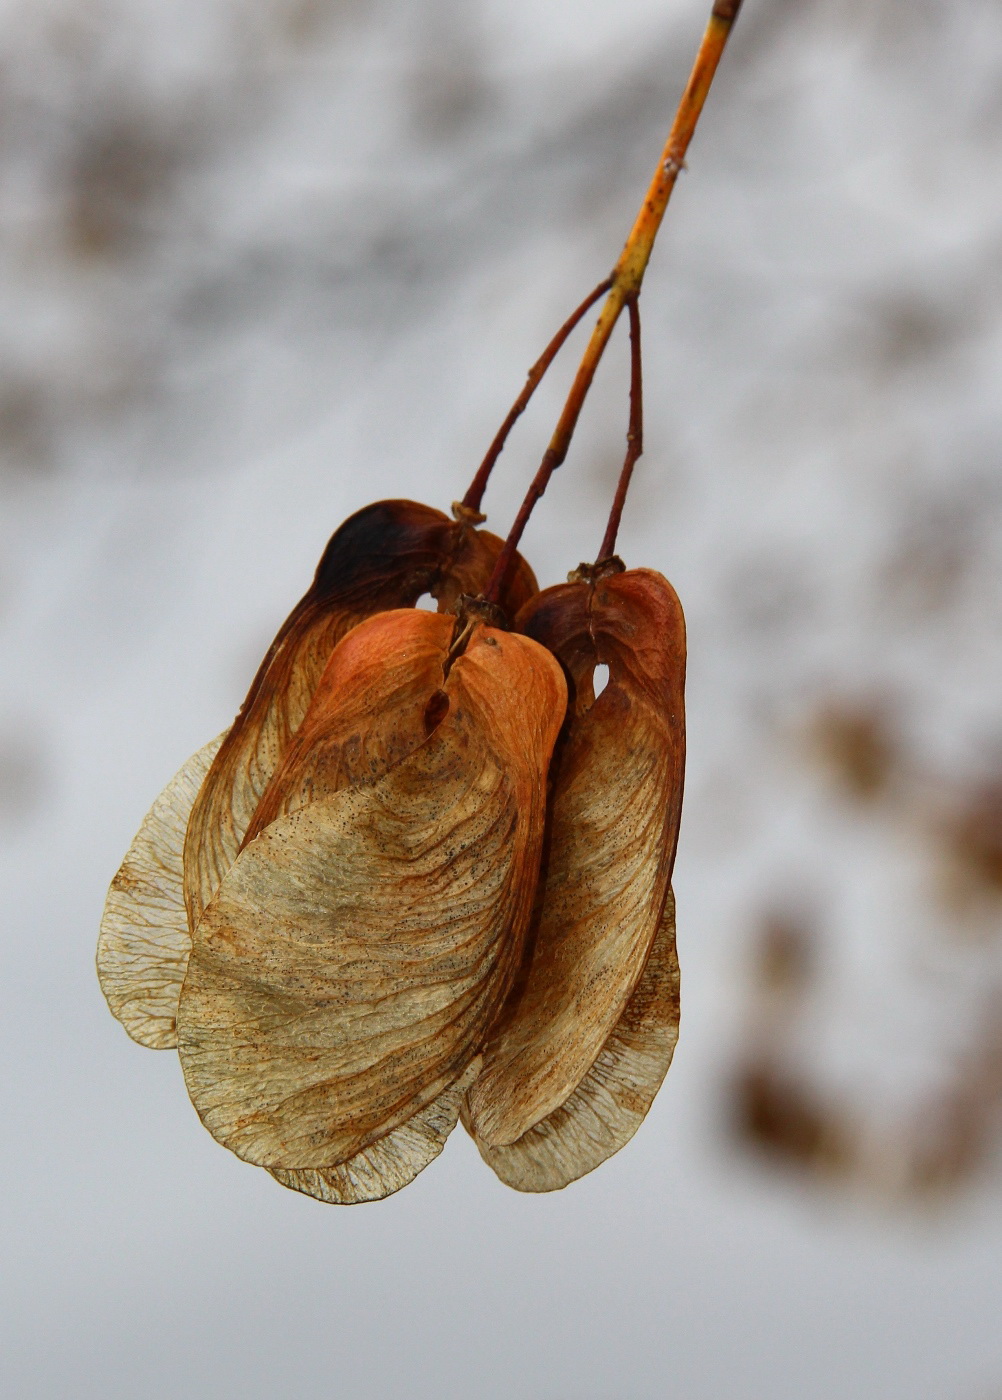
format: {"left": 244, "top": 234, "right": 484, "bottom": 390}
{"left": 463, "top": 561, "right": 685, "bottom": 1190}
{"left": 97, "top": 0, "right": 745, "bottom": 1202}
{"left": 234, "top": 604, "right": 553, "bottom": 1204}
{"left": 176, "top": 612, "right": 566, "bottom": 1183}
{"left": 97, "top": 498, "right": 536, "bottom": 1052}
{"left": 183, "top": 499, "right": 537, "bottom": 931}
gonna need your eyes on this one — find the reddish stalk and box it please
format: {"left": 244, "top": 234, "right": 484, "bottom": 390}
{"left": 483, "top": 0, "right": 743, "bottom": 604}
{"left": 598, "top": 295, "right": 643, "bottom": 562}
{"left": 461, "top": 278, "right": 612, "bottom": 515}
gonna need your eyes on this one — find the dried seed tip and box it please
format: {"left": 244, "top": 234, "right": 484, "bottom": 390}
{"left": 423, "top": 688, "right": 450, "bottom": 734}
{"left": 566, "top": 556, "right": 626, "bottom": 585}
{"left": 444, "top": 618, "right": 476, "bottom": 676}
{"left": 712, "top": 0, "right": 743, "bottom": 20}
{"left": 451, "top": 501, "right": 487, "bottom": 526}
{"left": 452, "top": 593, "right": 510, "bottom": 630}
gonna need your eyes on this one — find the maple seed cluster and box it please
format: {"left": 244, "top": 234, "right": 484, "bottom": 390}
{"left": 96, "top": 0, "right": 745, "bottom": 1200}
{"left": 97, "top": 499, "right": 685, "bottom": 1201}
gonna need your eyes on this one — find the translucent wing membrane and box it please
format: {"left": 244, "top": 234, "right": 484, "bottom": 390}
{"left": 465, "top": 567, "right": 685, "bottom": 1169}
{"left": 465, "top": 893, "right": 679, "bottom": 1192}
{"left": 97, "top": 734, "right": 226, "bottom": 1049}
{"left": 177, "top": 622, "right": 565, "bottom": 1172}
{"left": 270, "top": 1060, "right": 482, "bottom": 1204}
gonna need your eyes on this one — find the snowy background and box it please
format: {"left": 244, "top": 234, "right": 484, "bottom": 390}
{"left": 3, "top": 0, "right": 1002, "bottom": 1396}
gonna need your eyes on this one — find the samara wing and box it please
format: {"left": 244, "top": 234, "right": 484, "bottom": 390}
{"left": 243, "top": 606, "right": 463, "bottom": 1199}
{"left": 243, "top": 608, "right": 455, "bottom": 843}
{"left": 465, "top": 893, "right": 679, "bottom": 1191}
{"left": 465, "top": 566, "right": 685, "bottom": 1163}
{"left": 177, "top": 624, "right": 565, "bottom": 1170}
{"left": 271, "top": 1059, "right": 483, "bottom": 1204}
{"left": 97, "top": 734, "right": 225, "bottom": 1048}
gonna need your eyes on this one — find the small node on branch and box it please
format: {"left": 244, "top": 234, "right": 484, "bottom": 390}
{"left": 443, "top": 595, "right": 509, "bottom": 677}
{"left": 567, "top": 557, "right": 626, "bottom": 586}
{"left": 452, "top": 594, "right": 509, "bottom": 630}
{"left": 451, "top": 501, "right": 487, "bottom": 526}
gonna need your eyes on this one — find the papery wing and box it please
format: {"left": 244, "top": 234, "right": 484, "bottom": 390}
{"left": 270, "top": 1059, "right": 481, "bottom": 1204}
{"left": 97, "top": 733, "right": 226, "bottom": 1049}
{"left": 243, "top": 607, "right": 453, "bottom": 1203}
{"left": 466, "top": 568, "right": 685, "bottom": 1146}
{"left": 253, "top": 609, "right": 525, "bottom": 1202}
{"left": 467, "top": 893, "right": 679, "bottom": 1192}
{"left": 177, "top": 627, "right": 565, "bottom": 1170}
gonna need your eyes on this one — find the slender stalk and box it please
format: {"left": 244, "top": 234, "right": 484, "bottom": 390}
{"left": 614, "top": 0, "right": 745, "bottom": 297}
{"left": 461, "top": 278, "right": 612, "bottom": 515}
{"left": 484, "top": 0, "right": 743, "bottom": 603}
{"left": 599, "top": 296, "right": 643, "bottom": 562}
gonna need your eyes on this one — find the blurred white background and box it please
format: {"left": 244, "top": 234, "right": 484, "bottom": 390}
{"left": 3, "top": 1, "right": 1002, "bottom": 1397}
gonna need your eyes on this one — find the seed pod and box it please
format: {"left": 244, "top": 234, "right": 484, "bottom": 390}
{"left": 97, "top": 499, "right": 536, "bottom": 1051}
{"left": 242, "top": 607, "right": 455, "bottom": 844}
{"left": 184, "top": 499, "right": 537, "bottom": 930}
{"left": 463, "top": 564, "right": 685, "bottom": 1187}
{"left": 176, "top": 620, "right": 566, "bottom": 1175}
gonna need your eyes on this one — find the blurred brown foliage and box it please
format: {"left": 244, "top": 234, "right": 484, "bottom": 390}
{"left": 731, "top": 697, "right": 1002, "bottom": 1203}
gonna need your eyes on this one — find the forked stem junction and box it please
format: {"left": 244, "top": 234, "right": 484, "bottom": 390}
{"left": 460, "top": 278, "right": 612, "bottom": 517}
{"left": 482, "top": 0, "right": 744, "bottom": 603}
